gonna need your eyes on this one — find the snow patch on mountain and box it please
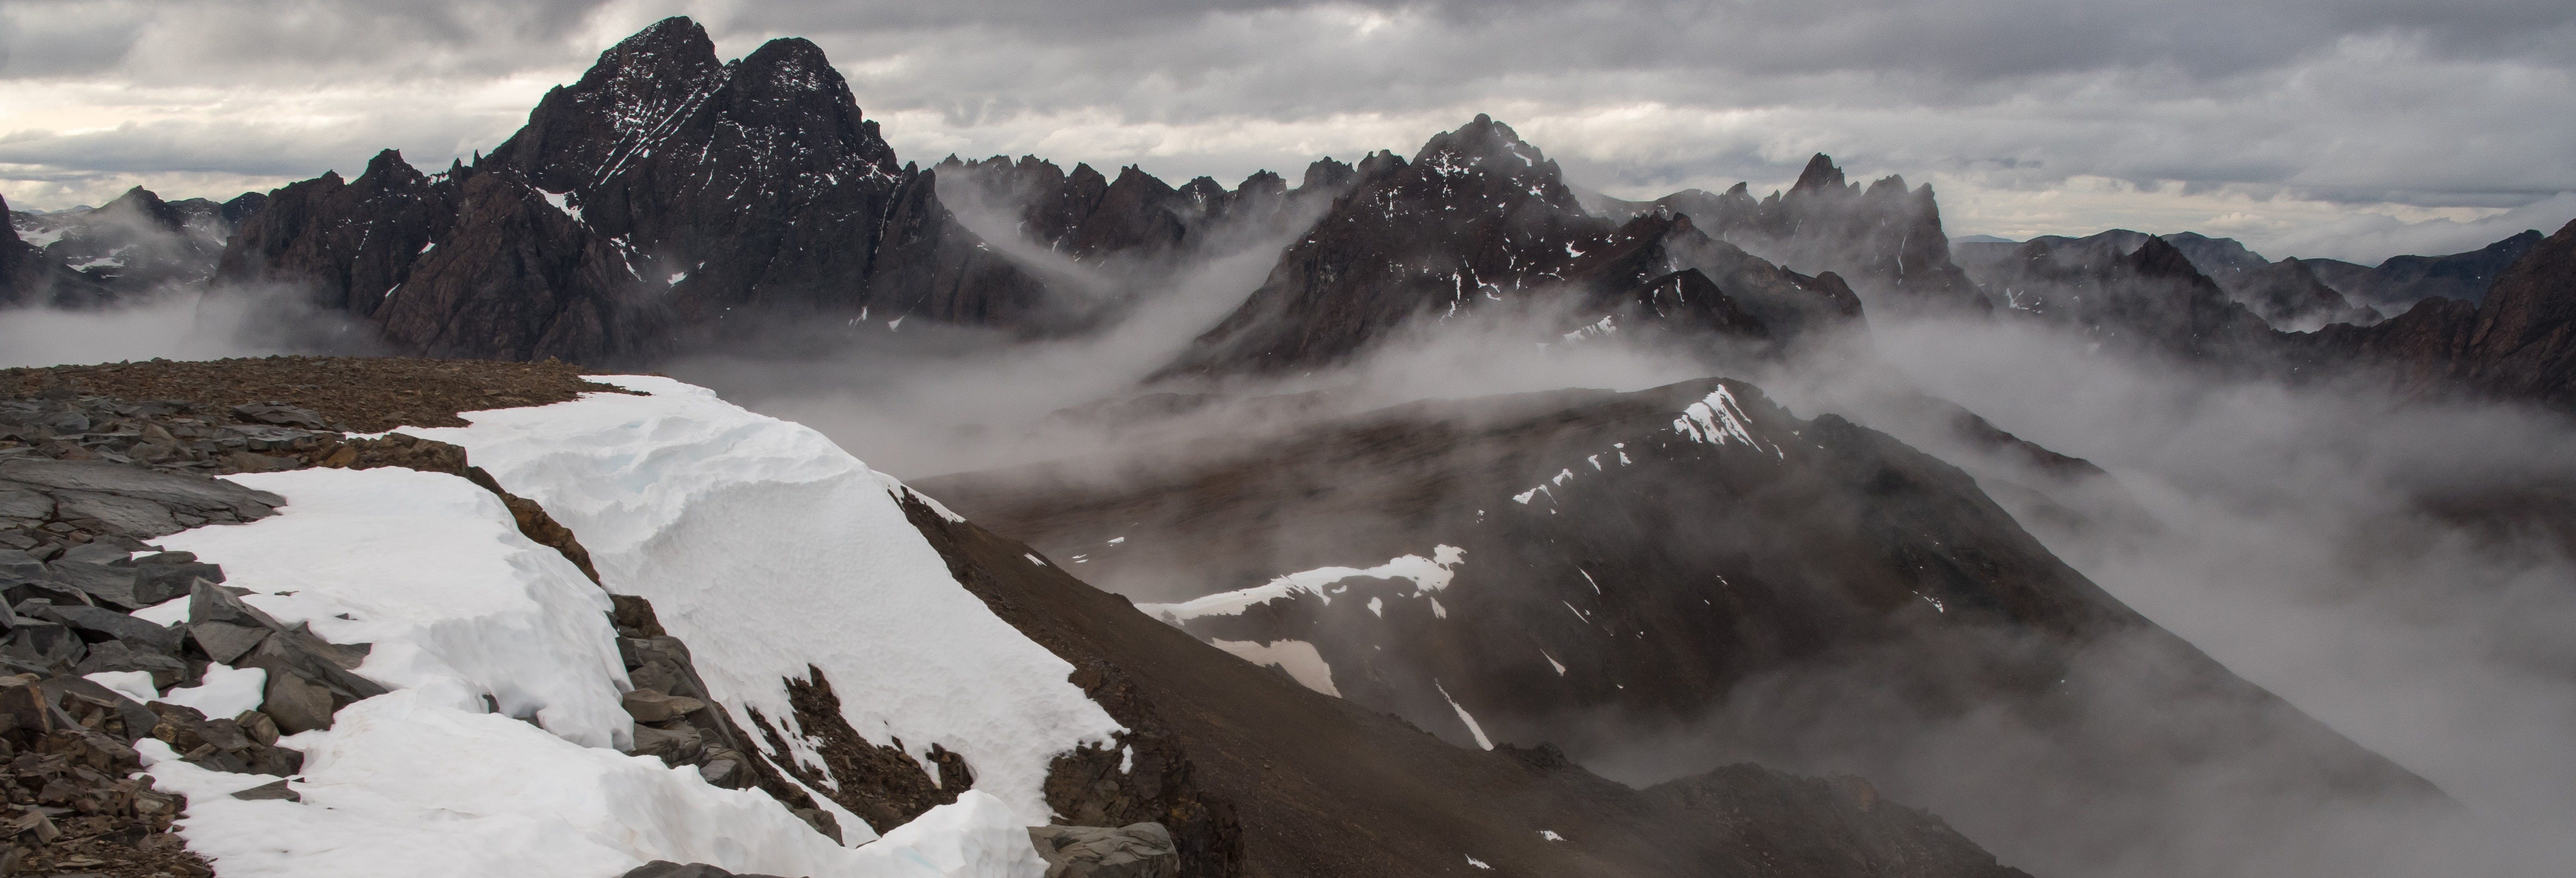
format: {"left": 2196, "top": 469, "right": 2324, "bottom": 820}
{"left": 1140, "top": 545, "right": 1465, "bottom": 621}
{"left": 1207, "top": 638, "right": 1341, "bottom": 697}
{"left": 408, "top": 377, "right": 1124, "bottom": 828}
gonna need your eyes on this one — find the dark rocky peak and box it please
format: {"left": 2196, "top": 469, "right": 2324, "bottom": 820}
{"left": 1236, "top": 169, "right": 1287, "bottom": 201}
{"left": 1298, "top": 157, "right": 1355, "bottom": 193}
{"left": 2016, "top": 229, "right": 2154, "bottom": 272}
{"left": 94, "top": 186, "right": 187, "bottom": 233}
{"left": 1643, "top": 153, "right": 1985, "bottom": 314}
{"left": 1791, "top": 152, "right": 1849, "bottom": 194}
{"left": 1177, "top": 175, "right": 1228, "bottom": 210}
{"left": 2126, "top": 235, "right": 2206, "bottom": 279}
{"left": 2233, "top": 257, "right": 2380, "bottom": 332}
{"left": 214, "top": 148, "right": 460, "bottom": 320}
{"left": 1351, "top": 148, "right": 1408, "bottom": 182}
{"left": 1161, "top": 118, "right": 1869, "bottom": 376}
{"left": 218, "top": 192, "right": 267, "bottom": 227}
{"left": 1984, "top": 225, "right": 2280, "bottom": 359}
{"left": 2159, "top": 231, "right": 2270, "bottom": 286}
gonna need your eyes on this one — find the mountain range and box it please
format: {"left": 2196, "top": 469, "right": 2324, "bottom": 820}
{"left": 2, "top": 14, "right": 2571, "bottom": 878}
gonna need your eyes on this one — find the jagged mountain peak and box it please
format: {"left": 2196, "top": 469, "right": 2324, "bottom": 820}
{"left": 1411, "top": 115, "right": 1566, "bottom": 194}
{"left": 1792, "top": 153, "right": 1847, "bottom": 194}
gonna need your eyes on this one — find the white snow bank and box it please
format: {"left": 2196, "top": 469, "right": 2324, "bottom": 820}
{"left": 142, "top": 690, "right": 1044, "bottom": 878}
{"left": 155, "top": 664, "right": 268, "bottom": 718}
{"left": 1142, "top": 546, "right": 1466, "bottom": 622}
{"left": 1207, "top": 639, "right": 1341, "bottom": 697}
{"left": 86, "top": 671, "right": 157, "bottom": 704}
{"left": 157, "top": 467, "right": 633, "bottom": 749}
{"left": 407, "top": 376, "right": 1122, "bottom": 828}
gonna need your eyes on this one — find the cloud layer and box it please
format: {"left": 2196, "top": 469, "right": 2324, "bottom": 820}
{"left": 4, "top": 0, "right": 2571, "bottom": 261}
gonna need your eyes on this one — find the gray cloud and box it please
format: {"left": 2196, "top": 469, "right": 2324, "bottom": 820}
{"left": 2, "top": 0, "right": 2571, "bottom": 261}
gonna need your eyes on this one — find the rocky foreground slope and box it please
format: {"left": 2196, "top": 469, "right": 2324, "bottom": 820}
{"left": 1, "top": 357, "right": 2034, "bottom": 878}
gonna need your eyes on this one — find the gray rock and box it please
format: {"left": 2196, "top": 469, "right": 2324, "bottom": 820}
{"left": 230, "top": 779, "right": 301, "bottom": 802}
{"left": 56, "top": 542, "right": 135, "bottom": 565}
{"left": 46, "top": 603, "right": 181, "bottom": 655}
{"left": 0, "top": 549, "right": 43, "bottom": 580}
{"left": 631, "top": 723, "right": 706, "bottom": 767}
{"left": 3, "top": 620, "right": 87, "bottom": 668}
{"left": 621, "top": 688, "right": 706, "bottom": 723}
{"left": 0, "top": 458, "right": 282, "bottom": 518}
{"left": 40, "top": 559, "right": 145, "bottom": 608}
{"left": 0, "top": 488, "right": 50, "bottom": 521}
{"left": 697, "top": 758, "right": 743, "bottom": 788}
{"left": 73, "top": 640, "right": 188, "bottom": 688}
{"left": 230, "top": 404, "right": 328, "bottom": 430}
{"left": 260, "top": 668, "right": 338, "bottom": 734}
{"left": 188, "top": 579, "right": 286, "bottom": 630}
{"left": 6, "top": 579, "right": 91, "bottom": 608}
{"left": 1027, "top": 822, "right": 1179, "bottom": 878}
{"left": 189, "top": 620, "right": 270, "bottom": 663}
{"left": 50, "top": 491, "right": 183, "bottom": 539}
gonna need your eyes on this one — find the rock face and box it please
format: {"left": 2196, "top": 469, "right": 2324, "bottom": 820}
{"left": 2304, "top": 217, "right": 2576, "bottom": 408}
{"left": 893, "top": 485, "right": 2034, "bottom": 878}
{"left": 1610, "top": 154, "right": 1989, "bottom": 315}
{"left": 922, "top": 377, "right": 2439, "bottom": 876}
{"left": 214, "top": 16, "right": 1059, "bottom": 363}
{"left": 1159, "top": 116, "right": 1862, "bottom": 376}
{"left": 2306, "top": 229, "right": 2546, "bottom": 311}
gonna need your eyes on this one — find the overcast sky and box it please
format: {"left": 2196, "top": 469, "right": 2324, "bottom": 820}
{"left": 2, "top": 0, "right": 2570, "bottom": 262}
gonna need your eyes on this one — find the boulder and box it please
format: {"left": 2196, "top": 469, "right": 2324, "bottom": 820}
{"left": 3, "top": 620, "right": 87, "bottom": 668}
{"left": 1027, "top": 822, "right": 1179, "bottom": 878}
{"left": 38, "top": 557, "right": 149, "bottom": 608}
{"left": 0, "top": 674, "right": 53, "bottom": 733}
{"left": 229, "top": 779, "right": 301, "bottom": 802}
{"left": 630, "top": 723, "right": 705, "bottom": 767}
{"left": 45, "top": 603, "right": 182, "bottom": 655}
{"left": 620, "top": 688, "right": 706, "bottom": 723}
{"left": 258, "top": 668, "right": 339, "bottom": 735}
{"left": 73, "top": 640, "right": 189, "bottom": 688}
{"left": 230, "top": 404, "right": 329, "bottom": 430}
{"left": 187, "top": 620, "right": 269, "bottom": 664}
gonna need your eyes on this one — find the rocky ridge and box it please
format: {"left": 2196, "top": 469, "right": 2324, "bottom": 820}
{"left": 1158, "top": 116, "right": 1865, "bottom": 377}
{"left": 922, "top": 377, "right": 2440, "bottom": 876}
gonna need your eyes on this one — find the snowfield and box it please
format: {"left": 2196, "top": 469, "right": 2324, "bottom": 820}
{"left": 408, "top": 376, "right": 1123, "bottom": 832}
{"left": 124, "top": 377, "right": 1121, "bottom": 877}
